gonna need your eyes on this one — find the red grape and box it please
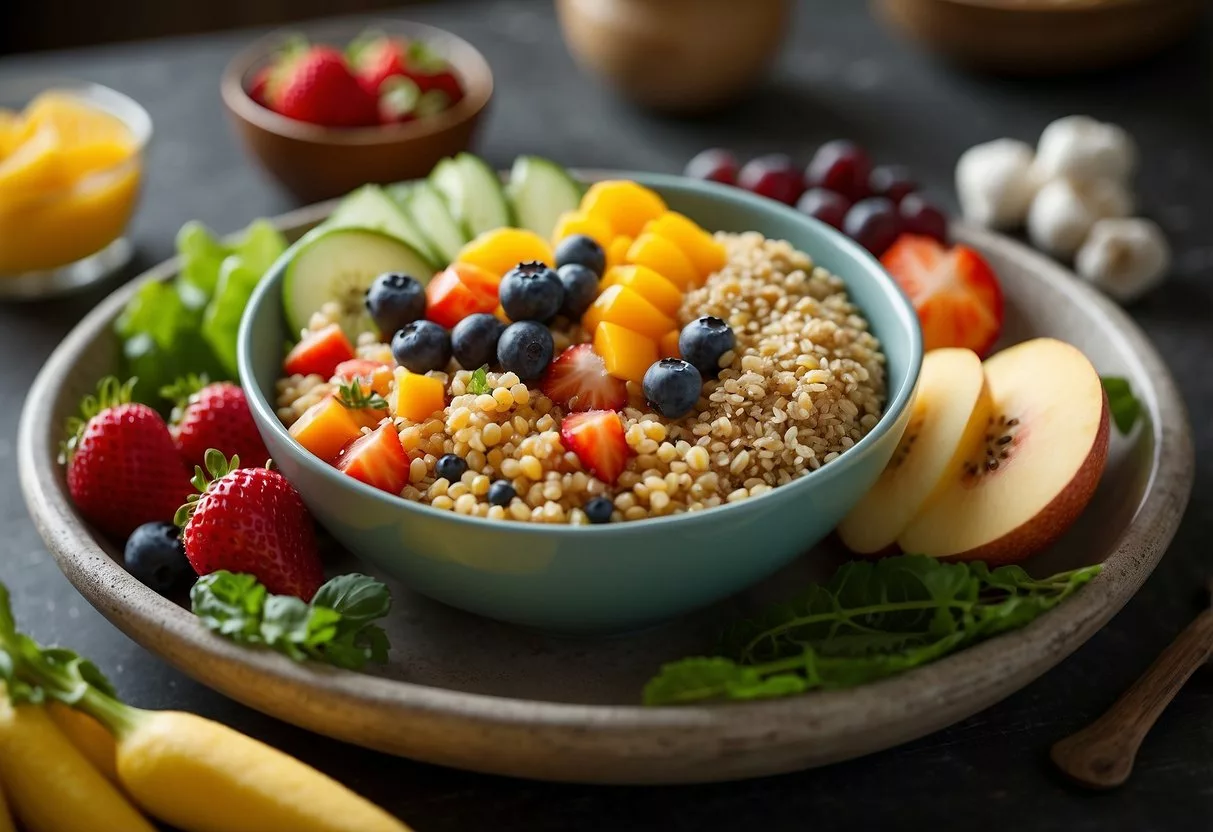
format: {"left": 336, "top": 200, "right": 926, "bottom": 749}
{"left": 869, "top": 165, "right": 917, "bottom": 204}
{"left": 738, "top": 154, "right": 805, "bottom": 204}
{"left": 796, "top": 188, "right": 851, "bottom": 230}
{"left": 806, "top": 140, "right": 871, "bottom": 201}
{"left": 685, "top": 148, "right": 738, "bottom": 186}
{"left": 844, "top": 197, "right": 903, "bottom": 256}
{"left": 899, "top": 194, "right": 949, "bottom": 244}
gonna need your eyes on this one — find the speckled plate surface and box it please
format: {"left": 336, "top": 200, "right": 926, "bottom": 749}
{"left": 18, "top": 196, "right": 1193, "bottom": 784}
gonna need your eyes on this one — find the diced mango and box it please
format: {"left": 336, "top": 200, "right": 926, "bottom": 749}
{"left": 456, "top": 227, "right": 554, "bottom": 277}
{"left": 626, "top": 233, "right": 699, "bottom": 291}
{"left": 606, "top": 235, "right": 632, "bottom": 270}
{"left": 289, "top": 396, "right": 364, "bottom": 464}
{"left": 551, "top": 210, "right": 613, "bottom": 249}
{"left": 580, "top": 180, "right": 667, "bottom": 238}
{"left": 644, "top": 212, "right": 727, "bottom": 278}
{"left": 659, "top": 329, "right": 682, "bottom": 359}
{"left": 601, "top": 265, "right": 683, "bottom": 318}
{"left": 582, "top": 284, "right": 675, "bottom": 341}
{"left": 594, "top": 322, "right": 659, "bottom": 384}
{"left": 394, "top": 368, "right": 446, "bottom": 422}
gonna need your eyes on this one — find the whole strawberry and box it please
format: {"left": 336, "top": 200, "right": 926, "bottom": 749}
{"left": 164, "top": 376, "right": 270, "bottom": 471}
{"left": 177, "top": 450, "right": 324, "bottom": 600}
{"left": 267, "top": 45, "right": 378, "bottom": 128}
{"left": 62, "top": 377, "right": 193, "bottom": 541}
{"left": 349, "top": 34, "right": 409, "bottom": 97}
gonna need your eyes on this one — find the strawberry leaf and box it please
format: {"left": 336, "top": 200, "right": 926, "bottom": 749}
{"left": 336, "top": 380, "right": 389, "bottom": 412}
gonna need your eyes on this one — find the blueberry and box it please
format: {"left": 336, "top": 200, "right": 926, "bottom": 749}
{"left": 124, "top": 522, "right": 192, "bottom": 596}
{"left": 365, "top": 272, "right": 426, "bottom": 335}
{"left": 487, "top": 480, "right": 516, "bottom": 507}
{"left": 499, "top": 261, "right": 565, "bottom": 322}
{"left": 678, "top": 316, "right": 735, "bottom": 378}
{"left": 496, "top": 321, "right": 554, "bottom": 379}
{"left": 391, "top": 320, "right": 452, "bottom": 373}
{"left": 643, "top": 358, "right": 703, "bottom": 419}
{"left": 554, "top": 234, "right": 606, "bottom": 278}
{"left": 557, "top": 264, "right": 599, "bottom": 319}
{"left": 451, "top": 313, "right": 506, "bottom": 370}
{"left": 583, "top": 495, "right": 614, "bottom": 524}
{"left": 436, "top": 454, "right": 468, "bottom": 482}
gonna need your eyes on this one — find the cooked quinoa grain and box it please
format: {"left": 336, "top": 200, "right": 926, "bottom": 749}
{"left": 277, "top": 233, "right": 886, "bottom": 523}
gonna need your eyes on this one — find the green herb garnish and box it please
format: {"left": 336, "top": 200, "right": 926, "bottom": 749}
{"left": 643, "top": 555, "right": 1101, "bottom": 706}
{"left": 1101, "top": 376, "right": 1142, "bottom": 436}
{"left": 335, "top": 379, "right": 389, "bottom": 412}
{"left": 466, "top": 366, "right": 491, "bottom": 395}
{"left": 190, "top": 571, "right": 391, "bottom": 670}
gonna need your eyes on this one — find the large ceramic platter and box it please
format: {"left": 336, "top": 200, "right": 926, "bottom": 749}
{"left": 18, "top": 194, "right": 1193, "bottom": 784}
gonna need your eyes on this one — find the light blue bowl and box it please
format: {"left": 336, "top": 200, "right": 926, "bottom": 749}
{"left": 239, "top": 173, "right": 922, "bottom": 634}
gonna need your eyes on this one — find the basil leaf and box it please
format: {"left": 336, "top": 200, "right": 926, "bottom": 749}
{"left": 312, "top": 574, "right": 391, "bottom": 627}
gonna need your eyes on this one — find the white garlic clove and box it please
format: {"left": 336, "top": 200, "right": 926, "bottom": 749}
{"left": 1075, "top": 218, "right": 1170, "bottom": 303}
{"left": 1034, "top": 115, "right": 1137, "bottom": 183}
{"left": 1027, "top": 178, "right": 1100, "bottom": 259}
{"left": 955, "top": 138, "right": 1040, "bottom": 230}
{"left": 1079, "top": 177, "right": 1134, "bottom": 219}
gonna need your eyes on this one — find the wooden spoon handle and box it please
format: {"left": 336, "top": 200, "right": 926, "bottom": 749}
{"left": 1051, "top": 608, "right": 1213, "bottom": 789}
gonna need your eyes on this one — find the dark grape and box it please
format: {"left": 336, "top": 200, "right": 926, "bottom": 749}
{"left": 844, "top": 197, "right": 903, "bottom": 256}
{"left": 796, "top": 188, "right": 851, "bottom": 230}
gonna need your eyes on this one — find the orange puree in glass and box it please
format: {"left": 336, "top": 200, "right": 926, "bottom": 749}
{"left": 0, "top": 92, "right": 142, "bottom": 274}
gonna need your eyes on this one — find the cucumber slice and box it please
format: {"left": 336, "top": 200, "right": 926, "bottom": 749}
{"left": 282, "top": 227, "right": 436, "bottom": 339}
{"left": 430, "top": 153, "right": 514, "bottom": 238}
{"left": 326, "top": 185, "right": 440, "bottom": 266}
{"left": 507, "top": 156, "right": 583, "bottom": 239}
{"left": 403, "top": 180, "right": 469, "bottom": 265}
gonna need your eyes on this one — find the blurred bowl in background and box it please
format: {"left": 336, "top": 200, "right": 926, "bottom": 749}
{"left": 556, "top": 0, "right": 791, "bottom": 114}
{"left": 221, "top": 18, "right": 493, "bottom": 203}
{"left": 876, "top": 0, "right": 1207, "bottom": 75}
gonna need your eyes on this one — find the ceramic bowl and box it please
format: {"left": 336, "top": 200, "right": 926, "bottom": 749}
{"left": 220, "top": 19, "right": 493, "bottom": 203}
{"left": 238, "top": 173, "right": 922, "bottom": 633}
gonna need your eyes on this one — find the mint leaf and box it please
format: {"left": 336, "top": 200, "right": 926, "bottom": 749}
{"left": 467, "top": 366, "right": 490, "bottom": 395}
{"left": 1101, "top": 376, "right": 1142, "bottom": 435}
{"left": 191, "top": 571, "right": 267, "bottom": 641}
{"left": 645, "top": 555, "right": 1102, "bottom": 706}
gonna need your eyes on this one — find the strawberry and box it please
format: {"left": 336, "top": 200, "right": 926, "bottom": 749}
{"left": 163, "top": 377, "right": 270, "bottom": 471}
{"left": 403, "top": 41, "right": 464, "bottom": 107}
{"left": 177, "top": 450, "right": 324, "bottom": 600}
{"left": 267, "top": 46, "right": 378, "bottom": 128}
{"left": 336, "top": 424, "right": 409, "bottom": 495}
{"left": 881, "top": 234, "right": 1005, "bottom": 357}
{"left": 248, "top": 66, "right": 272, "bottom": 106}
{"left": 541, "top": 344, "right": 627, "bottom": 412}
{"left": 349, "top": 34, "right": 410, "bottom": 97}
{"left": 61, "top": 377, "right": 193, "bottom": 541}
{"left": 284, "top": 324, "right": 356, "bottom": 378}
{"left": 334, "top": 359, "right": 393, "bottom": 396}
{"left": 560, "top": 410, "right": 631, "bottom": 485}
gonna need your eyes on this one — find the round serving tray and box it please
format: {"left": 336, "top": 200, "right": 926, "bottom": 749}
{"left": 18, "top": 197, "right": 1193, "bottom": 784}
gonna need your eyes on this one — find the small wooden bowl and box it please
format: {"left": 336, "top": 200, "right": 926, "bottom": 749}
{"left": 221, "top": 19, "right": 493, "bottom": 203}
{"left": 875, "top": 0, "right": 1207, "bottom": 75}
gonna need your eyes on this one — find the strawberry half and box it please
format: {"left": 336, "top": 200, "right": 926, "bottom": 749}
{"left": 268, "top": 45, "right": 378, "bottom": 128}
{"left": 284, "top": 324, "right": 356, "bottom": 378}
{"left": 336, "top": 424, "right": 409, "bottom": 495}
{"left": 62, "top": 377, "right": 193, "bottom": 541}
{"left": 178, "top": 450, "right": 323, "bottom": 600}
{"left": 881, "top": 234, "right": 1005, "bottom": 357}
{"left": 560, "top": 410, "right": 631, "bottom": 485}
{"left": 164, "top": 376, "right": 270, "bottom": 471}
{"left": 541, "top": 344, "right": 627, "bottom": 412}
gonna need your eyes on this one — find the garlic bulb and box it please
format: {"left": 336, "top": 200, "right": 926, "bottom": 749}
{"left": 955, "top": 139, "right": 1040, "bottom": 230}
{"left": 1034, "top": 115, "right": 1136, "bottom": 183}
{"left": 1075, "top": 218, "right": 1170, "bottom": 302}
{"left": 1027, "top": 179, "right": 1099, "bottom": 259}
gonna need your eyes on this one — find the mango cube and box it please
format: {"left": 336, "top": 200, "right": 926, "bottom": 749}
{"left": 551, "top": 210, "right": 614, "bottom": 249}
{"left": 643, "top": 212, "right": 727, "bottom": 278}
{"left": 580, "top": 180, "right": 667, "bottom": 238}
{"left": 659, "top": 329, "right": 682, "bottom": 359}
{"left": 394, "top": 368, "right": 446, "bottom": 422}
{"left": 289, "top": 396, "right": 364, "bottom": 463}
{"left": 606, "top": 235, "right": 633, "bottom": 270}
{"left": 456, "top": 227, "right": 554, "bottom": 277}
{"left": 582, "top": 284, "right": 675, "bottom": 341}
{"left": 595, "top": 322, "right": 659, "bottom": 384}
{"left": 626, "top": 233, "right": 699, "bottom": 290}
{"left": 601, "top": 265, "right": 683, "bottom": 318}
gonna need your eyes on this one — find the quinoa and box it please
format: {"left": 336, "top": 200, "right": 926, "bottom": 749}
{"left": 277, "top": 232, "right": 886, "bottom": 524}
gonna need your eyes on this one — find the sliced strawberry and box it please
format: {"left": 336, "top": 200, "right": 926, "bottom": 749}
{"left": 425, "top": 264, "right": 499, "bottom": 329}
{"left": 541, "top": 344, "right": 627, "bottom": 412}
{"left": 560, "top": 410, "right": 631, "bottom": 485}
{"left": 337, "top": 424, "right": 409, "bottom": 495}
{"left": 284, "top": 324, "right": 356, "bottom": 378}
{"left": 881, "top": 234, "right": 1004, "bottom": 357}
{"left": 334, "top": 358, "right": 393, "bottom": 396}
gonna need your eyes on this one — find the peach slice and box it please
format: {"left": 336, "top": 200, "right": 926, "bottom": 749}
{"left": 838, "top": 348, "right": 992, "bottom": 555}
{"left": 897, "top": 338, "right": 1110, "bottom": 564}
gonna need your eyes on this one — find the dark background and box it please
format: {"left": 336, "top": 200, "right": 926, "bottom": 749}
{"left": 1, "top": 1, "right": 1211, "bottom": 830}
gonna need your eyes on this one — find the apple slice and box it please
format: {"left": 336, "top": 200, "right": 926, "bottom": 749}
{"left": 838, "top": 348, "right": 992, "bottom": 555}
{"left": 897, "top": 338, "right": 1110, "bottom": 564}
